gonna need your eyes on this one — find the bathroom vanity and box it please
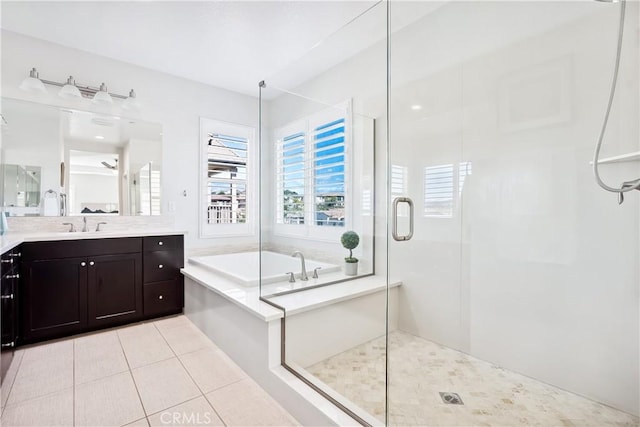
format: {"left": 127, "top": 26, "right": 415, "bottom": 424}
{"left": 0, "top": 232, "right": 184, "bottom": 358}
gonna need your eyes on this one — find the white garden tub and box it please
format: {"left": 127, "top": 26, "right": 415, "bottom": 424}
{"left": 188, "top": 251, "right": 340, "bottom": 287}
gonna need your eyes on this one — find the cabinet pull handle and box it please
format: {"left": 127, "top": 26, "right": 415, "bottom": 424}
{"left": 158, "top": 264, "right": 164, "bottom": 269}
{"left": 0, "top": 293, "right": 14, "bottom": 300}
{"left": 158, "top": 295, "right": 163, "bottom": 300}
{"left": 89, "top": 261, "right": 95, "bottom": 266}
{"left": 6, "top": 274, "right": 19, "bottom": 279}
{"left": 158, "top": 241, "right": 164, "bottom": 246}
{"left": 9, "top": 253, "right": 21, "bottom": 258}
{"left": 1, "top": 259, "right": 12, "bottom": 264}
{"left": 81, "top": 262, "right": 86, "bottom": 267}
{"left": 1, "top": 342, "right": 15, "bottom": 348}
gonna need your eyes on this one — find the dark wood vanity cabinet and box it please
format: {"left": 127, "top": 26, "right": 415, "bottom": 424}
{"left": 21, "top": 256, "right": 89, "bottom": 341}
{"left": 19, "top": 235, "right": 183, "bottom": 344}
{"left": 1, "top": 248, "right": 20, "bottom": 384}
{"left": 142, "top": 235, "right": 184, "bottom": 317}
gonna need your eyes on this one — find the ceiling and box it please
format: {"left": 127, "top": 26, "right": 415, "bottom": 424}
{"left": 0, "top": 1, "right": 387, "bottom": 97}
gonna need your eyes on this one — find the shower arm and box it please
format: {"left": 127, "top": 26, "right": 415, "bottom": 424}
{"left": 592, "top": 0, "right": 640, "bottom": 202}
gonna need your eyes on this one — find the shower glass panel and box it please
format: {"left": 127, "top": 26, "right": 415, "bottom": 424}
{"left": 257, "top": 1, "right": 388, "bottom": 423}
{"left": 388, "top": 1, "right": 639, "bottom": 426}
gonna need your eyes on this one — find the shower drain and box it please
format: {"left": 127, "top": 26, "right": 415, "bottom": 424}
{"left": 439, "top": 392, "right": 464, "bottom": 405}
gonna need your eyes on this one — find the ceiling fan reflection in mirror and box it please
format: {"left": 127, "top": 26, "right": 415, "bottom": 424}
{"left": 101, "top": 158, "right": 118, "bottom": 170}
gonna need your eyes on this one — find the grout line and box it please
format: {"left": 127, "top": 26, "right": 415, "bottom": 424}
{"left": 1, "top": 349, "right": 26, "bottom": 416}
{"left": 2, "top": 386, "right": 75, "bottom": 411}
{"left": 154, "top": 320, "right": 228, "bottom": 427}
{"left": 119, "top": 416, "right": 149, "bottom": 427}
{"left": 115, "top": 329, "right": 149, "bottom": 418}
{"left": 72, "top": 340, "right": 76, "bottom": 427}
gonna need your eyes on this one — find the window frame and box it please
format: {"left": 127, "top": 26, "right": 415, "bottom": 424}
{"left": 199, "top": 117, "right": 256, "bottom": 238}
{"left": 273, "top": 101, "right": 352, "bottom": 242}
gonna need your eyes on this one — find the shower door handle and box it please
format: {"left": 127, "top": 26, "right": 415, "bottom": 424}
{"left": 392, "top": 197, "right": 414, "bottom": 241}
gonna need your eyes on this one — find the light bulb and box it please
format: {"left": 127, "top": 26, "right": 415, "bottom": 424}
{"left": 92, "top": 83, "right": 113, "bottom": 105}
{"left": 19, "top": 68, "right": 47, "bottom": 94}
{"left": 122, "top": 89, "right": 141, "bottom": 111}
{"left": 58, "top": 76, "right": 82, "bottom": 99}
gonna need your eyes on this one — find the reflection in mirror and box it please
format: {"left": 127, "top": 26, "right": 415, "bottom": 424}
{"left": 1, "top": 164, "right": 42, "bottom": 216}
{"left": 68, "top": 150, "right": 120, "bottom": 215}
{"left": 0, "top": 97, "right": 162, "bottom": 216}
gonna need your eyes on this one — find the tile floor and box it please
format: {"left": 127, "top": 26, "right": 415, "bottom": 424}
{"left": 0, "top": 315, "right": 299, "bottom": 427}
{"left": 307, "top": 331, "right": 640, "bottom": 427}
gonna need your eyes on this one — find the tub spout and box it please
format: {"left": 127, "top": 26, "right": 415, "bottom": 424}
{"left": 291, "top": 251, "right": 308, "bottom": 281}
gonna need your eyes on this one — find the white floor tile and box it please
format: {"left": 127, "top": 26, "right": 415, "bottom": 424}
{"left": 118, "top": 323, "right": 175, "bottom": 369}
{"left": 75, "top": 371, "right": 146, "bottom": 427}
{"left": 205, "top": 379, "right": 299, "bottom": 427}
{"left": 147, "top": 396, "right": 224, "bottom": 426}
{"left": 1, "top": 387, "right": 73, "bottom": 427}
{"left": 154, "top": 315, "right": 191, "bottom": 333}
{"left": 158, "top": 323, "right": 216, "bottom": 356}
{"left": 1, "top": 349, "right": 24, "bottom": 409}
{"left": 179, "top": 347, "right": 245, "bottom": 394}
{"left": 75, "top": 330, "right": 129, "bottom": 385}
{"left": 123, "top": 417, "right": 150, "bottom": 427}
{"left": 132, "top": 358, "right": 200, "bottom": 415}
{"left": 7, "top": 341, "right": 73, "bottom": 406}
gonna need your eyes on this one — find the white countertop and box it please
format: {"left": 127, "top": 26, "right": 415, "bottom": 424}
{"left": 0, "top": 229, "right": 187, "bottom": 253}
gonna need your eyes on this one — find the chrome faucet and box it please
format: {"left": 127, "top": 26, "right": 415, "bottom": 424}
{"left": 291, "top": 251, "right": 308, "bottom": 281}
{"left": 81, "top": 216, "right": 88, "bottom": 232}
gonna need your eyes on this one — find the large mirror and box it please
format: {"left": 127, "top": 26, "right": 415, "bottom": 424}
{"left": 0, "top": 97, "right": 162, "bottom": 216}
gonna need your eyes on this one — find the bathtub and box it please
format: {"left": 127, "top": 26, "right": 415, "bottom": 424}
{"left": 188, "top": 251, "right": 341, "bottom": 287}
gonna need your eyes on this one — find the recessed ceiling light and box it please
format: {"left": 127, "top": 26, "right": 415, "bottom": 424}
{"left": 95, "top": 135, "right": 104, "bottom": 140}
{"left": 411, "top": 105, "right": 422, "bottom": 111}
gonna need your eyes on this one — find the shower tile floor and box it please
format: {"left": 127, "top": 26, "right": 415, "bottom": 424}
{"left": 306, "top": 331, "right": 639, "bottom": 427}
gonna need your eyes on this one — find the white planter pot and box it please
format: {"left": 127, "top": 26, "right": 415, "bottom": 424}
{"left": 345, "top": 262, "right": 358, "bottom": 276}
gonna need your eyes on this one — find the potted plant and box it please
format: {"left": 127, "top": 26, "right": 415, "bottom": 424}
{"left": 341, "top": 230, "right": 360, "bottom": 276}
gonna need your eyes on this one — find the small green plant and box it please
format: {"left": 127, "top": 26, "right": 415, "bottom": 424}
{"left": 341, "top": 231, "right": 360, "bottom": 263}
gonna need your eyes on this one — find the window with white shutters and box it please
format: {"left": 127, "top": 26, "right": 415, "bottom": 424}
{"left": 200, "top": 118, "right": 254, "bottom": 238}
{"left": 277, "top": 131, "right": 306, "bottom": 224}
{"left": 312, "top": 118, "right": 345, "bottom": 227}
{"left": 424, "top": 164, "right": 454, "bottom": 217}
{"left": 275, "top": 102, "right": 350, "bottom": 237}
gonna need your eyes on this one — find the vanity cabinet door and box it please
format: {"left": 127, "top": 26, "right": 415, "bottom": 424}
{"left": 21, "top": 257, "right": 88, "bottom": 342}
{"left": 87, "top": 253, "right": 143, "bottom": 327}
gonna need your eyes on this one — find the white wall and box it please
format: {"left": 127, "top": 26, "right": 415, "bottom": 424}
{"left": 1, "top": 30, "right": 259, "bottom": 250}
{"left": 387, "top": 0, "right": 639, "bottom": 416}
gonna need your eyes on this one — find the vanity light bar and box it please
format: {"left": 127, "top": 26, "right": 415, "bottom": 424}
{"left": 19, "top": 68, "right": 139, "bottom": 110}
{"left": 39, "top": 77, "right": 129, "bottom": 99}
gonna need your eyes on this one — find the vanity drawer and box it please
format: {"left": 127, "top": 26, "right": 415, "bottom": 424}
{"left": 143, "top": 251, "right": 181, "bottom": 283}
{"left": 143, "top": 280, "right": 183, "bottom": 317}
{"left": 143, "top": 235, "right": 182, "bottom": 252}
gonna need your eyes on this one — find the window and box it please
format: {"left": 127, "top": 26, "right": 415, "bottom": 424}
{"left": 312, "top": 118, "right": 345, "bottom": 227}
{"left": 277, "top": 131, "right": 306, "bottom": 224}
{"left": 200, "top": 118, "right": 255, "bottom": 237}
{"left": 275, "top": 103, "right": 350, "bottom": 238}
{"left": 423, "top": 162, "right": 472, "bottom": 218}
{"left": 424, "top": 164, "right": 454, "bottom": 217}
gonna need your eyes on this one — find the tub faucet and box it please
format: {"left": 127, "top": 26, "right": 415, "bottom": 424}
{"left": 291, "top": 251, "right": 308, "bottom": 281}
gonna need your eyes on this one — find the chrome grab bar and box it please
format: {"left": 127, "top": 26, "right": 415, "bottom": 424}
{"left": 392, "top": 197, "right": 414, "bottom": 241}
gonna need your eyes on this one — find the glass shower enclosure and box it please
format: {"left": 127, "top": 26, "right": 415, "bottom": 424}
{"left": 259, "top": 1, "right": 639, "bottom": 425}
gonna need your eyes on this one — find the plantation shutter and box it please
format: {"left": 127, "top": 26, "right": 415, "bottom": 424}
{"left": 277, "top": 131, "right": 306, "bottom": 224}
{"left": 424, "top": 164, "right": 454, "bottom": 217}
{"left": 312, "top": 117, "right": 346, "bottom": 227}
